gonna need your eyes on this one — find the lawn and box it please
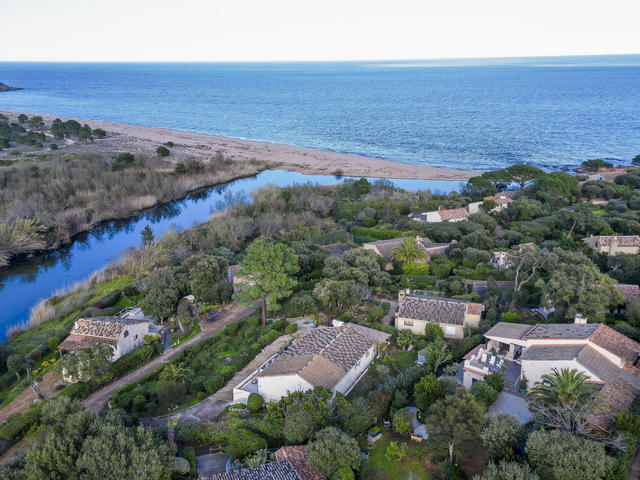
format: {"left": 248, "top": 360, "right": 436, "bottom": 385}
{"left": 362, "top": 432, "right": 439, "bottom": 480}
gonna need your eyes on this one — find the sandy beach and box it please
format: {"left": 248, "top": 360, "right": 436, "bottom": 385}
{"left": 0, "top": 110, "right": 477, "bottom": 181}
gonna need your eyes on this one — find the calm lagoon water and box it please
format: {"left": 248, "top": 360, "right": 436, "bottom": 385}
{"left": 0, "top": 170, "right": 461, "bottom": 339}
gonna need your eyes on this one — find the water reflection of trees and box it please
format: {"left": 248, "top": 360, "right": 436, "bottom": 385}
{"left": 0, "top": 245, "right": 73, "bottom": 291}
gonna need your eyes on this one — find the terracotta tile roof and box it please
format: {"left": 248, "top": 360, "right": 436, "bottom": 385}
{"left": 73, "top": 316, "right": 145, "bottom": 340}
{"left": 58, "top": 333, "right": 118, "bottom": 351}
{"left": 58, "top": 316, "right": 147, "bottom": 352}
{"left": 484, "top": 195, "right": 515, "bottom": 205}
{"left": 601, "top": 381, "right": 637, "bottom": 421}
{"left": 208, "top": 460, "right": 300, "bottom": 480}
{"left": 590, "top": 324, "right": 640, "bottom": 365}
{"left": 257, "top": 325, "right": 389, "bottom": 389}
{"left": 617, "top": 284, "right": 640, "bottom": 302}
{"left": 397, "top": 293, "right": 481, "bottom": 326}
{"left": 275, "top": 446, "right": 325, "bottom": 480}
{"left": 438, "top": 207, "right": 469, "bottom": 221}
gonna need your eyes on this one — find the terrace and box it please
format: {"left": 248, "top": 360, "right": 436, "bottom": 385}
{"left": 463, "top": 343, "right": 522, "bottom": 391}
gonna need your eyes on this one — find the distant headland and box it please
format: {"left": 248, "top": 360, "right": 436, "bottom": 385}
{"left": 0, "top": 82, "right": 22, "bottom": 92}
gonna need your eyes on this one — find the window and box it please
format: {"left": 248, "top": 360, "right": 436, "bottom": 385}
{"left": 403, "top": 320, "right": 414, "bottom": 326}
{"left": 134, "top": 335, "right": 138, "bottom": 340}
{"left": 124, "top": 330, "right": 129, "bottom": 338}
{"left": 445, "top": 326, "right": 456, "bottom": 336}
{"left": 356, "top": 360, "right": 361, "bottom": 367}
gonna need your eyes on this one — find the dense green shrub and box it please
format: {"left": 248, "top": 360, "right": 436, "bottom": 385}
{"left": 0, "top": 406, "right": 41, "bottom": 442}
{"left": 156, "top": 146, "right": 170, "bottom": 157}
{"left": 247, "top": 393, "right": 264, "bottom": 413}
{"left": 224, "top": 428, "right": 267, "bottom": 458}
{"left": 179, "top": 447, "right": 197, "bottom": 477}
{"left": 349, "top": 226, "right": 406, "bottom": 240}
{"left": 285, "top": 323, "right": 298, "bottom": 334}
{"left": 111, "top": 344, "right": 160, "bottom": 376}
{"left": 90, "top": 289, "right": 122, "bottom": 309}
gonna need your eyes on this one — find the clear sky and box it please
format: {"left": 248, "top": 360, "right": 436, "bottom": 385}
{"left": 2, "top": 0, "right": 638, "bottom": 62}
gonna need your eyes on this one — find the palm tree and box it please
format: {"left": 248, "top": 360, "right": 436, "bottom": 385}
{"left": 528, "top": 368, "right": 596, "bottom": 405}
{"left": 159, "top": 363, "right": 193, "bottom": 384}
{"left": 392, "top": 237, "right": 428, "bottom": 265}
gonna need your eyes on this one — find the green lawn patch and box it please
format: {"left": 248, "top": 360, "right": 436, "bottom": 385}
{"left": 363, "top": 433, "right": 436, "bottom": 480}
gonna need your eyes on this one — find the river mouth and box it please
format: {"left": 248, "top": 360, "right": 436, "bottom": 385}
{"left": 0, "top": 170, "right": 462, "bottom": 339}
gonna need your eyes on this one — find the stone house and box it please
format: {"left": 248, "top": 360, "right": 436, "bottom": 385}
{"left": 582, "top": 235, "right": 640, "bottom": 255}
{"left": 409, "top": 205, "right": 470, "bottom": 223}
{"left": 58, "top": 316, "right": 150, "bottom": 362}
{"left": 232, "top": 324, "right": 390, "bottom": 404}
{"left": 395, "top": 290, "right": 483, "bottom": 339}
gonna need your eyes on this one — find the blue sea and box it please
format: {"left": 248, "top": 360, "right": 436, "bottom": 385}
{"left": 1, "top": 55, "right": 639, "bottom": 171}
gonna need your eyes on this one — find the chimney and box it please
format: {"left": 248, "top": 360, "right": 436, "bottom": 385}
{"left": 74, "top": 321, "right": 79, "bottom": 330}
{"left": 574, "top": 314, "right": 587, "bottom": 325}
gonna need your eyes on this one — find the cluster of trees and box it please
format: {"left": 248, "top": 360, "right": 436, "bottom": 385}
{"left": 0, "top": 397, "right": 177, "bottom": 480}
{"left": 139, "top": 252, "right": 232, "bottom": 320}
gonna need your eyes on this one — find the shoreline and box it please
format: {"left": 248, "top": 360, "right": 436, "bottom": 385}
{"left": 0, "top": 109, "right": 478, "bottom": 181}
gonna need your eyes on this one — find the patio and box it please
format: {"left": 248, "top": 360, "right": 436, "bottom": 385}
{"left": 488, "top": 391, "right": 533, "bottom": 424}
{"left": 463, "top": 343, "right": 522, "bottom": 390}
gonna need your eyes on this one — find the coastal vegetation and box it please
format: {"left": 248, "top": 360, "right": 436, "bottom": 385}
{"left": 0, "top": 113, "right": 265, "bottom": 267}
{"left": 2, "top": 158, "right": 640, "bottom": 477}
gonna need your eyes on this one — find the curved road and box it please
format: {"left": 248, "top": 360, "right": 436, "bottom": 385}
{"left": 84, "top": 305, "right": 256, "bottom": 413}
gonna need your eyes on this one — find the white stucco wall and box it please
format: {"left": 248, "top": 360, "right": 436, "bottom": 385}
{"left": 463, "top": 367, "right": 486, "bottom": 389}
{"left": 112, "top": 322, "right": 149, "bottom": 360}
{"left": 520, "top": 359, "right": 603, "bottom": 389}
{"left": 257, "top": 374, "right": 314, "bottom": 403}
{"left": 334, "top": 344, "right": 376, "bottom": 394}
{"left": 395, "top": 317, "right": 464, "bottom": 339}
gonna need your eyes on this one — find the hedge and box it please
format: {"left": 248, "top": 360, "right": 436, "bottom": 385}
{"left": 90, "top": 289, "right": 122, "bottom": 309}
{"left": 0, "top": 405, "right": 41, "bottom": 443}
{"left": 111, "top": 343, "right": 162, "bottom": 376}
{"left": 349, "top": 226, "right": 406, "bottom": 240}
{"left": 316, "top": 230, "right": 348, "bottom": 245}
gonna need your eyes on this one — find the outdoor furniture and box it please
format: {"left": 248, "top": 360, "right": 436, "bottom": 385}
{"left": 481, "top": 353, "right": 487, "bottom": 363}
{"left": 489, "top": 356, "right": 496, "bottom": 365}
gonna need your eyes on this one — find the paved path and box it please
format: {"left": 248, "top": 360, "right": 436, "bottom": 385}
{"left": 84, "top": 305, "right": 256, "bottom": 413}
{"left": 381, "top": 299, "right": 398, "bottom": 325}
{"left": 196, "top": 453, "right": 228, "bottom": 477}
{"left": 488, "top": 391, "right": 533, "bottom": 424}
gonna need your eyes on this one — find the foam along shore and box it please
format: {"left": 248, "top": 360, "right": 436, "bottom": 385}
{"left": 0, "top": 110, "right": 477, "bottom": 181}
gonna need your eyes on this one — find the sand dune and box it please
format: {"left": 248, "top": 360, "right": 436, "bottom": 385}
{"left": 0, "top": 110, "right": 478, "bottom": 181}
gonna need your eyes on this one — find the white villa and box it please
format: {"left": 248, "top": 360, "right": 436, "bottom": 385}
{"left": 463, "top": 316, "right": 640, "bottom": 414}
{"left": 233, "top": 324, "right": 390, "bottom": 404}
